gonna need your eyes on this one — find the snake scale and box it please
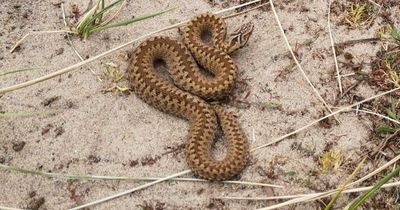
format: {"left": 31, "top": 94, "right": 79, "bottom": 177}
{"left": 127, "top": 13, "right": 254, "bottom": 180}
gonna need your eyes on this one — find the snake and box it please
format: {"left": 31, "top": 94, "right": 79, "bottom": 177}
{"left": 127, "top": 13, "right": 254, "bottom": 180}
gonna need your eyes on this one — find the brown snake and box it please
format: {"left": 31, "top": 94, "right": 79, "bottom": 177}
{"left": 127, "top": 13, "right": 254, "bottom": 180}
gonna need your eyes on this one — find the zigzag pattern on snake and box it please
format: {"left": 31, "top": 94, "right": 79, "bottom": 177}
{"left": 127, "top": 13, "right": 254, "bottom": 180}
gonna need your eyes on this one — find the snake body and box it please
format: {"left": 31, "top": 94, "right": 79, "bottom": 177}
{"left": 127, "top": 13, "right": 253, "bottom": 180}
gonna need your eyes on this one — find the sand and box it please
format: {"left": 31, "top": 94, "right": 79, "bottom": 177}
{"left": 1, "top": 0, "right": 399, "bottom": 209}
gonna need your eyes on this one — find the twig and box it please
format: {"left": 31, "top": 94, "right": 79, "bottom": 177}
{"left": 0, "top": 0, "right": 261, "bottom": 94}
{"left": 337, "top": 73, "right": 355, "bottom": 78}
{"left": 328, "top": 0, "right": 343, "bottom": 96}
{"left": 335, "top": 37, "right": 380, "bottom": 47}
{"left": 69, "top": 170, "right": 191, "bottom": 210}
{"left": 10, "top": 30, "right": 77, "bottom": 53}
{"left": 61, "top": 3, "right": 102, "bottom": 82}
{"left": 335, "top": 80, "right": 363, "bottom": 103}
{"left": 269, "top": 0, "right": 340, "bottom": 123}
{"left": 250, "top": 87, "right": 400, "bottom": 152}
{"left": 370, "top": 130, "right": 399, "bottom": 158}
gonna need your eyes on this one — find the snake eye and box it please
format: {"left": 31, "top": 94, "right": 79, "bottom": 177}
{"left": 230, "top": 22, "right": 254, "bottom": 48}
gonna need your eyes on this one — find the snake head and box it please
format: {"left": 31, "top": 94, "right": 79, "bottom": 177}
{"left": 229, "top": 22, "right": 254, "bottom": 49}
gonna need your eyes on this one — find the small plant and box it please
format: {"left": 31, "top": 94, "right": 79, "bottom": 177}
{"left": 376, "top": 98, "right": 400, "bottom": 137}
{"left": 376, "top": 26, "right": 388, "bottom": 40}
{"left": 386, "top": 60, "right": 400, "bottom": 87}
{"left": 344, "top": 3, "right": 374, "bottom": 28}
{"left": 261, "top": 101, "right": 282, "bottom": 110}
{"left": 10, "top": 0, "right": 174, "bottom": 51}
{"left": 303, "top": 38, "right": 313, "bottom": 46}
{"left": 71, "top": 0, "right": 174, "bottom": 39}
{"left": 320, "top": 150, "right": 342, "bottom": 173}
{"left": 376, "top": 25, "right": 400, "bottom": 42}
{"left": 102, "top": 63, "right": 129, "bottom": 93}
{"left": 389, "top": 26, "right": 400, "bottom": 42}
{"left": 370, "top": 44, "right": 400, "bottom": 90}
{"left": 283, "top": 171, "right": 296, "bottom": 177}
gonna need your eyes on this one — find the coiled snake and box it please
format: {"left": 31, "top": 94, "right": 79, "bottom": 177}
{"left": 127, "top": 13, "right": 253, "bottom": 180}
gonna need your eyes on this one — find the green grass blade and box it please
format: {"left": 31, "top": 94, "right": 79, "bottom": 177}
{"left": 76, "top": 0, "right": 102, "bottom": 31}
{"left": 0, "top": 111, "right": 51, "bottom": 118}
{"left": 390, "top": 27, "right": 400, "bottom": 42}
{"left": 77, "top": 0, "right": 124, "bottom": 36}
{"left": 88, "top": 0, "right": 124, "bottom": 24}
{"left": 0, "top": 66, "right": 43, "bottom": 76}
{"left": 91, "top": 7, "right": 175, "bottom": 33}
{"left": 99, "top": 0, "right": 105, "bottom": 20}
{"left": 324, "top": 158, "right": 365, "bottom": 210}
{"left": 347, "top": 166, "right": 400, "bottom": 209}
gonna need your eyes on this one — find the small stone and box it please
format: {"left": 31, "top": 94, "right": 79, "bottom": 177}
{"left": 28, "top": 191, "right": 37, "bottom": 198}
{"left": 41, "top": 124, "right": 53, "bottom": 135}
{"left": 41, "top": 96, "right": 60, "bottom": 107}
{"left": 55, "top": 48, "right": 64, "bottom": 55}
{"left": 54, "top": 126, "right": 65, "bottom": 137}
{"left": 27, "top": 197, "right": 45, "bottom": 210}
{"left": 12, "top": 141, "right": 26, "bottom": 152}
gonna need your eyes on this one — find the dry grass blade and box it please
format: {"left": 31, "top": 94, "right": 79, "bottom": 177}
{"left": 223, "top": 1, "right": 268, "bottom": 19}
{"left": 216, "top": 194, "right": 302, "bottom": 201}
{"left": 270, "top": 0, "right": 340, "bottom": 122}
{"left": 214, "top": 0, "right": 261, "bottom": 14}
{"left": 0, "top": 163, "right": 282, "bottom": 188}
{"left": 10, "top": 30, "right": 76, "bottom": 53}
{"left": 69, "top": 170, "right": 191, "bottom": 210}
{"left": 0, "top": 205, "right": 24, "bottom": 210}
{"left": 327, "top": 0, "right": 342, "bottom": 96}
{"left": 250, "top": 87, "right": 400, "bottom": 152}
{"left": 355, "top": 109, "right": 400, "bottom": 125}
{"left": 367, "top": 0, "right": 381, "bottom": 7}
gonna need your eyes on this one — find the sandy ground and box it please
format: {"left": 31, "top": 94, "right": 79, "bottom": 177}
{"left": 1, "top": 0, "right": 399, "bottom": 209}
